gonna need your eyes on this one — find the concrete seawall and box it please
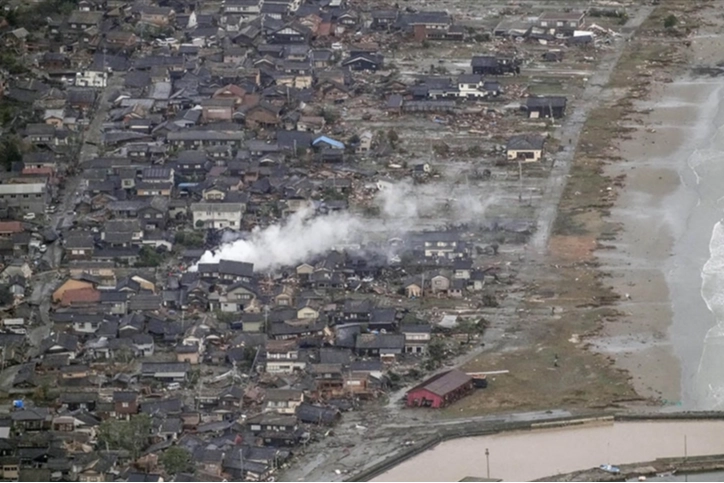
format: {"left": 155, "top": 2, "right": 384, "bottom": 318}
{"left": 347, "top": 412, "right": 724, "bottom": 482}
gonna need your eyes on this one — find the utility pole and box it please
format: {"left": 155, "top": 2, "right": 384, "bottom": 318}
{"left": 518, "top": 160, "right": 523, "bottom": 202}
{"left": 485, "top": 448, "right": 490, "bottom": 479}
{"left": 684, "top": 435, "right": 688, "bottom": 482}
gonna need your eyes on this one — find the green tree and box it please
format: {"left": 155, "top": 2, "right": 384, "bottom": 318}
{"left": 136, "top": 246, "right": 164, "bottom": 267}
{"left": 456, "top": 319, "right": 486, "bottom": 343}
{"left": 160, "top": 446, "right": 193, "bottom": 475}
{"left": 0, "top": 139, "right": 22, "bottom": 172}
{"left": 174, "top": 231, "right": 204, "bottom": 248}
{"left": 320, "top": 107, "right": 339, "bottom": 124}
{"left": 387, "top": 128, "right": 399, "bottom": 146}
{"left": 664, "top": 14, "right": 677, "bottom": 29}
{"left": 0, "top": 285, "right": 13, "bottom": 306}
{"left": 425, "top": 337, "right": 446, "bottom": 370}
{"left": 97, "top": 414, "right": 152, "bottom": 460}
{"left": 32, "top": 381, "right": 57, "bottom": 403}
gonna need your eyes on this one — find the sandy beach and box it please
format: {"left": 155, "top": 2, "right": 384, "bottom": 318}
{"left": 594, "top": 19, "right": 724, "bottom": 408}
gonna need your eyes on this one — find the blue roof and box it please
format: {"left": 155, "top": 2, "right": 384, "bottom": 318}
{"left": 313, "top": 136, "right": 345, "bottom": 149}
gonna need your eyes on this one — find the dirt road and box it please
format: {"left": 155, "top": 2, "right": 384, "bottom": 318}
{"left": 529, "top": 6, "right": 655, "bottom": 254}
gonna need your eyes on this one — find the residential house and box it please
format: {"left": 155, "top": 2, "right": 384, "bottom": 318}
{"left": 191, "top": 202, "right": 244, "bottom": 230}
{"left": 242, "top": 103, "right": 281, "bottom": 128}
{"left": 175, "top": 344, "right": 200, "bottom": 364}
{"left": 430, "top": 271, "right": 451, "bottom": 293}
{"left": 419, "top": 231, "right": 468, "bottom": 259}
{"left": 64, "top": 232, "right": 95, "bottom": 260}
{"left": 470, "top": 55, "right": 520, "bottom": 76}
{"left": 245, "top": 413, "right": 300, "bottom": 446}
{"left": 224, "top": 0, "right": 262, "bottom": 18}
{"left": 167, "top": 130, "right": 245, "bottom": 150}
{"left": 401, "top": 325, "right": 432, "bottom": 354}
{"left": 112, "top": 391, "right": 139, "bottom": 419}
{"left": 75, "top": 71, "right": 108, "bottom": 88}
{"left": 371, "top": 10, "right": 398, "bottom": 30}
{"left": 139, "top": 6, "right": 175, "bottom": 28}
{"left": 506, "top": 134, "right": 545, "bottom": 161}
{"left": 11, "top": 407, "right": 51, "bottom": 431}
{"left": 296, "top": 116, "right": 325, "bottom": 133}
{"left": 268, "top": 23, "right": 310, "bottom": 44}
{"left": 341, "top": 53, "right": 383, "bottom": 72}
{"left": 296, "top": 403, "right": 340, "bottom": 425}
{"left": 0, "top": 221, "right": 23, "bottom": 239}
{"left": 68, "top": 10, "right": 103, "bottom": 30}
{"left": 265, "top": 339, "right": 306, "bottom": 374}
{"left": 405, "top": 11, "right": 455, "bottom": 41}
{"left": 201, "top": 98, "right": 236, "bottom": 123}
{"left": 524, "top": 96, "right": 567, "bottom": 119}
{"left": 218, "top": 259, "right": 254, "bottom": 284}
{"left": 311, "top": 363, "right": 344, "bottom": 396}
{"left": 453, "top": 259, "right": 473, "bottom": 279}
{"left": 537, "top": 11, "right": 586, "bottom": 34}
{"left": 263, "top": 389, "right": 304, "bottom": 415}
{"left": 52, "top": 279, "right": 94, "bottom": 303}
{"left": 141, "top": 362, "right": 190, "bottom": 382}
{"left": 24, "top": 124, "right": 60, "bottom": 145}
{"left": 0, "top": 182, "right": 52, "bottom": 214}
{"left": 354, "top": 333, "right": 405, "bottom": 360}
{"left": 403, "top": 276, "right": 424, "bottom": 298}
{"left": 39, "top": 333, "right": 79, "bottom": 359}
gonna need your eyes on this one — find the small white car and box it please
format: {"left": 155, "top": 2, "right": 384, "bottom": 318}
{"left": 38, "top": 244, "right": 47, "bottom": 253}
{"left": 23, "top": 213, "right": 36, "bottom": 220}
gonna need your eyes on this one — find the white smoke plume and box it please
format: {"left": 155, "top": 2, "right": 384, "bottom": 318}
{"left": 195, "top": 208, "right": 364, "bottom": 272}
{"left": 193, "top": 180, "right": 497, "bottom": 273}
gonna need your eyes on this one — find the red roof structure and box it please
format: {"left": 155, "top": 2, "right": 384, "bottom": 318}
{"left": 60, "top": 287, "right": 101, "bottom": 307}
{"left": 406, "top": 369, "right": 473, "bottom": 408}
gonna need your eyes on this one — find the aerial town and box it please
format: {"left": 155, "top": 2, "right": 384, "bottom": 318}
{"left": 0, "top": 0, "right": 705, "bottom": 481}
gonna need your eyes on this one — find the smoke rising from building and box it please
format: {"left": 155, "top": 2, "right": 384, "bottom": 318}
{"left": 193, "top": 180, "right": 495, "bottom": 273}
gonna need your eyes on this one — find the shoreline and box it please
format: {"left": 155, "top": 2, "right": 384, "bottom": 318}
{"left": 595, "top": 79, "right": 719, "bottom": 406}
{"left": 594, "top": 16, "right": 724, "bottom": 408}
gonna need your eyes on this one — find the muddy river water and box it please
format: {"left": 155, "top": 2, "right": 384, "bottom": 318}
{"left": 373, "top": 421, "right": 724, "bottom": 482}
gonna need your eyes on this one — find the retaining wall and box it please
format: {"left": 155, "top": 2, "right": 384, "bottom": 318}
{"left": 346, "top": 411, "right": 724, "bottom": 482}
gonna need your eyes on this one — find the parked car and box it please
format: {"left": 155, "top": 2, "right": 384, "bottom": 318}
{"left": 23, "top": 213, "right": 36, "bottom": 220}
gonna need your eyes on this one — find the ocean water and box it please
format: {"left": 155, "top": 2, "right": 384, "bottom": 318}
{"left": 697, "top": 221, "right": 724, "bottom": 407}
{"left": 652, "top": 80, "right": 724, "bottom": 409}
{"left": 685, "top": 83, "right": 724, "bottom": 408}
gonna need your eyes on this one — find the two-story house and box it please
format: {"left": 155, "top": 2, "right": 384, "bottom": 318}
{"left": 401, "top": 324, "right": 432, "bottom": 354}
{"left": 191, "top": 202, "right": 244, "bottom": 230}
{"left": 265, "top": 340, "right": 306, "bottom": 374}
{"left": 263, "top": 389, "right": 304, "bottom": 415}
{"left": 112, "top": 391, "right": 139, "bottom": 419}
{"left": 223, "top": 0, "right": 261, "bottom": 19}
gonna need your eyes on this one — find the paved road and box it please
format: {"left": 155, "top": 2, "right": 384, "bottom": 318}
{"left": 529, "top": 6, "right": 655, "bottom": 254}
{"left": 51, "top": 74, "right": 123, "bottom": 235}
{"left": 28, "top": 75, "right": 124, "bottom": 351}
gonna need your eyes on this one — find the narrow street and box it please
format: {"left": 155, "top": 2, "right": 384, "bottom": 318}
{"left": 529, "top": 6, "right": 655, "bottom": 254}
{"left": 27, "top": 74, "right": 124, "bottom": 355}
